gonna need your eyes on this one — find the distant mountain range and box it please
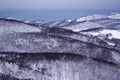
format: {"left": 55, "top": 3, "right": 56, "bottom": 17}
{"left": 0, "top": 12, "right": 120, "bottom": 63}
{"left": 0, "top": 12, "right": 120, "bottom": 80}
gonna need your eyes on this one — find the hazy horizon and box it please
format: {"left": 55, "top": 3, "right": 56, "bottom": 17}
{"left": 0, "top": 0, "right": 120, "bottom": 21}
{"left": 0, "top": 9, "right": 119, "bottom": 21}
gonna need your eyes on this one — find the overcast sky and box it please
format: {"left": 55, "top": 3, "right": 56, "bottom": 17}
{"left": 0, "top": 0, "right": 120, "bottom": 10}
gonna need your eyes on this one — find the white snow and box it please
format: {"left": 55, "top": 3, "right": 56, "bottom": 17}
{"left": 66, "top": 19, "right": 73, "bottom": 22}
{"left": 0, "top": 25, "right": 41, "bottom": 33}
{"left": 88, "top": 30, "right": 120, "bottom": 39}
{"left": 23, "top": 20, "right": 31, "bottom": 23}
{"left": 112, "top": 53, "right": 120, "bottom": 63}
{"left": 76, "top": 13, "right": 120, "bottom": 22}
{"left": 0, "top": 20, "right": 41, "bottom": 34}
{"left": 88, "top": 32, "right": 99, "bottom": 36}
{"left": 108, "top": 13, "right": 120, "bottom": 19}
{"left": 30, "top": 20, "right": 46, "bottom": 24}
{"left": 100, "top": 30, "right": 120, "bottom": 39}
{"left": 76, "top": 14, "right": 107, "bottom": 22}
{"left": 106, "top": 42, "right": 115, "bottom": 46}
{"left": 63, "top": 22, "right": 104, "bottom": 32}
{"left": 5, "top": 17, "right": 21, "bottom": 21}
{"left": 15, "top": 38, "right": 30, "bottom": 46}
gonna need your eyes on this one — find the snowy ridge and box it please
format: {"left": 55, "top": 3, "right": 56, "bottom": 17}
{"left": 39, "top": 12, "right": 119, "bottom": 34}
{"left": 76, "top": 13, "right": 120, "bottom": 22}
{"left": 108, "top": 12, "right": 120, "bottom": 19}
{"left": 0, "top": 19, "right": 41, "bottom": 34}
{"left": 76, "top": 14, "right": 107, "bottom": 22}
{"left": 65, "top": 19, "right": 73, "bottom": 22}
{"left": 63, "top": 21, "right": 104, "bottom": 32}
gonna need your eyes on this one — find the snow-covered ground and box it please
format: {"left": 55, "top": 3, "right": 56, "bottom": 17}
{"left": 63, "top": 22, "right": 104, "bottom": 32}
{"left": 75, "top": 12, "right": 120, "bottom": 22}
{"left": 86, "top": 29, "right": 120, "bottom": 39}
{"left": 108, "top": 13, "right": 120, "bottom": 19}
{"left": 76, "top": 14, "right": 107, "bottom": 22}
{"left": 0, "top": 19, "right": 41, "bottom": 34}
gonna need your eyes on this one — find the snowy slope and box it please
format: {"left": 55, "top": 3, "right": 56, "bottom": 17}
{"left": 85, "top": 29, "right": 120, "bottom": 39}
{"left": 26, "top": 12, "right": 120, "bottom": 28}
{"left": 76, "top": 13, "right": 120, "bottom": 22}
{"left": 76, "top": 14, "right": 107, "bottom": 22}
{"left": 63, "top": 21, "right": 105, "bottom": 32}
{"left": 59, "top": 13, "right": 120, "bottom": 31}
{"left": 0, "top": 19, "right": 41, "bottom": 34}
{"left": 108, "top": 13, "right": 120, "bottom": 19}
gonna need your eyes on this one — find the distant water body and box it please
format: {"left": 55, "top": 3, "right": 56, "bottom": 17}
{"left": 0, "top": 10, "right": 119, "bottom": 21}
